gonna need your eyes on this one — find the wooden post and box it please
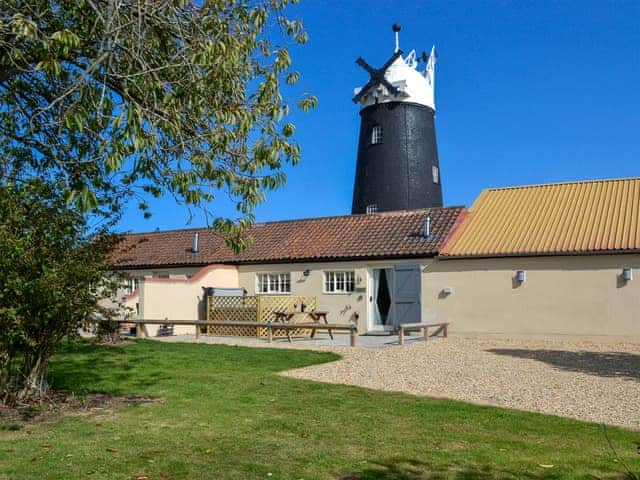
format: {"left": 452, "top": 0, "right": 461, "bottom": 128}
{"left": 423, "top": 326, "right": 429, "bottom": 343}
{"left": 398, "top": 326, "right": 404, "bottom": 345}
{"left": 256, "top": 295, "right": 262, "bottom": 323}
{"left": 195, "top": 320, "right": 201, "bottom": 341}
{"left": 206, "top": 294, "right": 212, "bottom": 336}
{"left": 443, "top": 323, "right": 448, "bottom": 338}
{"left": 136, "top": 320, "right": 145, "bottom": 338}
{"left": 267, "top": 322, "right": 273, "bottom": 344}
{"left": 349, "top": 324, "right": 357, "bottom": 347}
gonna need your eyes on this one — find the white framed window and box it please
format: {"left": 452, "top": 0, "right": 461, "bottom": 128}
{"left": 124, "top": 277, "right": 139, "bottom": 295}
{"left": 256, "top": 273, "right": 291, "bottom": 294}
{"left": 371, "top": 125, "right": 383, "bottom": 145}
{"left": 324, "top": 271, "right": 355, "bottom": 293}
{"left": 366, "top": 204, "right": 378, "bottom": 214}
{"left": 432, "top": 165, "right": 440, "bottom": 184}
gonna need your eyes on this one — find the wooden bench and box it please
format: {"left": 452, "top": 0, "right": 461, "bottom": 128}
{"left": 397, "top": 322, "right": 449, "bottom": 345}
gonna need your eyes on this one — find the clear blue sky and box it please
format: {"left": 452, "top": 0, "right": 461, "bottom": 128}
{"left": 117, "top": 0, "right": 640, "bottom": 233}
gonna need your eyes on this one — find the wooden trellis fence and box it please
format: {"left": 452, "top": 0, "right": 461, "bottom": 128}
{"left": 206, "top": 295, "right": 259, "bottom": 337}
{"left": 206, "top": 295, "right": 317, "bottom": 338}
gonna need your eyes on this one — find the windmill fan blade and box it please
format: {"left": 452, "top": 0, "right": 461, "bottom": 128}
{"left": 356, "top": 57, "right": 377, "bottom": 75}
{"left": 352, "top": 80, "right": 375, "bottom": 102}
{"left": 381, "top": 50, "right": 403, "bottom": 71}
{"left": 381, "top": 78, "right": 399, "bottom": 95}
{"left": 354, "top": 51, "right": 403, "bottom": 102}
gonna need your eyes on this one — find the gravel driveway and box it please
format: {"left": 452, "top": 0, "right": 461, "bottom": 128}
{"left": 280, "top": 336, "right": 640, "bottom": 430}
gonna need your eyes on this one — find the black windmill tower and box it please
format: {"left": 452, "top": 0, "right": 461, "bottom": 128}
{"left": 351, "top": 24, "right": 443, "bottom": 214}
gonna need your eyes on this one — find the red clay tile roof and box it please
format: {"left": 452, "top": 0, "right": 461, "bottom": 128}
{"left": 113, "top": 207, "right": 466, "bottom": 268}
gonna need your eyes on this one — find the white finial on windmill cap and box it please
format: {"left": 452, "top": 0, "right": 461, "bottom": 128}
{"left": 353, "top": 25, "right": 437, "bottom": 111}
{"left": 392, "top": 23, "right": 401, "bottom": 53}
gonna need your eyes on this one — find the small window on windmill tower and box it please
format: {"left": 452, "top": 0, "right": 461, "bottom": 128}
{"left": 371, "top": 125, "right": 383, "bottom": 145}
{"left": 432, "top": 165, "right": 440, "bottom": 184}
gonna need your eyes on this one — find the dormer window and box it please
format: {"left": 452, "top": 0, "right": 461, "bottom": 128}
{"left": 371, "top": 125, "right": 383, "bottom": 145}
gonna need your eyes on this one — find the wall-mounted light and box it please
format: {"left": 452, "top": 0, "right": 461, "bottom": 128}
{"left": 516, "top": 270, "right": 526, "bottom": 283}
{"left": 623, "top": 268, "right": 633, "bottom": 281}
{"left": 442, "top": 287, "right": 453, "bottom": 295}
{"left": 303, "top": 269, "right": 310, "bottom": 277}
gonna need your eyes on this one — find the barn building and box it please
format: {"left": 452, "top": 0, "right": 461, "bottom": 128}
{"left": 432, "top": 178, "right": 640, "bottom": 339}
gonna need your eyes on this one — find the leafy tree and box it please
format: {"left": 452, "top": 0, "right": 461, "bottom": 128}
{"left": 0, "top": 0, "right": 314, "bottom": 402}
{"left": 0, "top": 180, "right": 122, "bottom": 403}
{"left": 0, "top": 0, "right": 315, "bottom": 249}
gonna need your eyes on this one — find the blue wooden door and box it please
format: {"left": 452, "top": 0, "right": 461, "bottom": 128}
{"left": 394, "top": 264, "right": 422, "bottom": 326}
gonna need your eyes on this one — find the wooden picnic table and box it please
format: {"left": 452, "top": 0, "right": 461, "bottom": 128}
{"left": 273, "top": 310, "right": 333, "bottom": 342}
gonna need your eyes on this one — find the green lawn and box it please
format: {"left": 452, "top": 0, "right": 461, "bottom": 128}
{"left": 1, "top": 340, "right": 638, "bottom": 479}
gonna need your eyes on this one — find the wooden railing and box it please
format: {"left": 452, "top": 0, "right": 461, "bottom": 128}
{"left": 107, "top": 319, "right": 359, "bottom": 347}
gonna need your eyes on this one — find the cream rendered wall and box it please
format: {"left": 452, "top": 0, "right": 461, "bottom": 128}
{"left": 237, "top": 259, "right": 428, "bottom": 333}
{"left": 423, "top": 254, "right": 640, "bottom": 340}
{"left": 115, "top": 259, "right": 428, "bottom": 336}
{"left": 109, "top": 254, "right": 640, "bottom": 340}
{"left": 107, "top": 266, "right": 206, "bottom": 318}
{"left": 138, "top": 264, "right": 238, "bottom": 335}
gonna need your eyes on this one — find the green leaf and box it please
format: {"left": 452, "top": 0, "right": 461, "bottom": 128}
{"left": 282, "top": 123, "right": 295, "bottom": 137}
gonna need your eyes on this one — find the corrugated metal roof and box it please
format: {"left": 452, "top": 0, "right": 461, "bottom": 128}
{"left": 440, "top": 178, "right": 640, "bottom": 258}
